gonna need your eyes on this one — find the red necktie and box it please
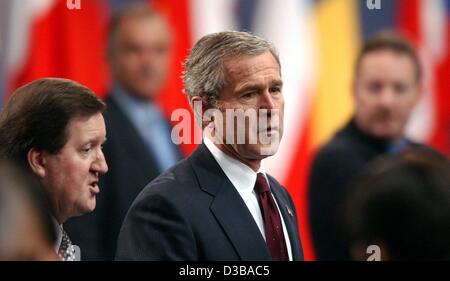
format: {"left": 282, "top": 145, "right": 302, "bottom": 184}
{"left": 254, "top": 173, "right": 289, "bottom": 261}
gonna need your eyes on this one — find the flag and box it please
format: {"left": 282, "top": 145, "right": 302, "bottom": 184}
{"left": 5, "top": 0, "right": 110, "bottom": 100}
{"left": 2, "top": 0, "right": 448, "bottom": 261}
{"left": 398, "top": 0, "right": 450, "bottom": 156}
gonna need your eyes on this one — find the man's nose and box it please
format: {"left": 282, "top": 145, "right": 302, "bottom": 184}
{"left": 378, "top": 87, "right": 396, "bottom": 108}
{"left": 259, "top": 90, "right": 275, "bottom": 109}
{"left": 92, "top": 150, "right": 108, "bottom": 175}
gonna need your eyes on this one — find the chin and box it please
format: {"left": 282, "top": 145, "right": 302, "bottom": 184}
{"left": 372, "top": 125, "right": 400, "bottom": 139}
{"left": 257, "top": 144, "right": 279, "bottom": 157}
{"left": 83, "top": 202, "right": 97, "bottom": 214}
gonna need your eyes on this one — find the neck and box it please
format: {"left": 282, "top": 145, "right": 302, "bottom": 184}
{"left": 52, "top": 207, "right": 68, "bottom": 225}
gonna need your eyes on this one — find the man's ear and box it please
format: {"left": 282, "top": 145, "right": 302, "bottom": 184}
{"left": 190, "top": 96, "right": 211, "bottom": 128}
{"left": 27, "top": 148, "right": 46, "bottom": 178}
{"left": 190, "top": 96, "right": 206, "bottom": 114}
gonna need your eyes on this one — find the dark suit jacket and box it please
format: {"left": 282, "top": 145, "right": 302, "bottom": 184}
{"left": 116, "top": 144, "right": 303, "bottom": 261}
{"left": 65, "top": 95, "right": 181, "bottom": 260}
{"left": 308, "top": 118, "right": 430, "bottom": 260}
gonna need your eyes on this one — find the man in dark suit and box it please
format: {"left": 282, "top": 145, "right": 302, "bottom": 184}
{"left": 65, "top": 4, "right": 181, "bottom": 260}
{"left": 308, "top": 32, "right": 442, "bottom": 260}
{"left": 116, "top": 31, "right": 304, "bottom": 261}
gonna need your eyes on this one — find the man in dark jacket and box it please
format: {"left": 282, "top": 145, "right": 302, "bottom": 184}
{"left": 308, "top": 32, "right": 443, "bottom": 260}
{"left": 116, "top": 31, "right": 304, "bottom": 261}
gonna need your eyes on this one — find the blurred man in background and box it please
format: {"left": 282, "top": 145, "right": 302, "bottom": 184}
{"left": 343, "top": 149, "right": 450, "bottom": 261}
{"left": 0, "top": 161, "right": 58, "bottom": 261}
{"left": 65, "top": 4, "right": 181, "bottom": 260}
{"left": 0, "top": 78, "right": 108, "bottom": 261}
{"left": 308, "top": 32, "right": 444, "bottom": 260}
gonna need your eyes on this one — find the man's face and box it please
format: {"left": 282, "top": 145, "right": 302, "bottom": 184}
{"left": 211, "top": 51, "right": 284, "bottom": 168}
{"left": 109, "top": 16, "right": 171, "bottom": 100}
{"left": 41, "top": 113, "right": 108, "bottom": 221}
{"left": 354, "top": 50, "right": 420, "bottom": 141}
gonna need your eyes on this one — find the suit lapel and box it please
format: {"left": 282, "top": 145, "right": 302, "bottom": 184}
{"left": 190, "top": 145, "right": 271, "bottom": 261}
{"left": 270, "top": 179, "right": 304, "bottom": 261}
{"left": 210, "top": 182, "right": 271, "bottom": 261}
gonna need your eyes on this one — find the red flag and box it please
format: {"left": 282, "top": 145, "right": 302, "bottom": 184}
{"left": 7, "top": 0, "right": 110, "bottom": 99}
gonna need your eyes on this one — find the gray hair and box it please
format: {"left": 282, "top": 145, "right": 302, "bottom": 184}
{"left": 182, "top": 31, "right": 280, "bottom": 107}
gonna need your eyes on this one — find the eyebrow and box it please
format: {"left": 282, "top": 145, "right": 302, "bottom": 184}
{"left": 235, "top": 79, "right": 283, "bottom": 93}
{"left": 83, "top": 137, "right": 107, "bottom": 146}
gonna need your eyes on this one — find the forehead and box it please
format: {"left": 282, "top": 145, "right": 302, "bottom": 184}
{"left": 65, "top": 113, "right": 106, "bottom": 142}
{"left": 116, "top": 15, "right": 170, "bottom": 43}
{"left": 358, "top": 50, "right": 416, "bottom": 82}
{"left": 223, "top": 52, "right": 281, "bottom": 86}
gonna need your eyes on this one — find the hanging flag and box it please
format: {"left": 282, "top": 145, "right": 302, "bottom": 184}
{"left": 5, "top": 0, "right": 110, "bottom": 99}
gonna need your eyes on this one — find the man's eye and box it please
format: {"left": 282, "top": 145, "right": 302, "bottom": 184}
{"left": 242, "top": 92, "right": 255, "bottom": 99}
{"left": 368, "top": 82, "right": 382, "bottom": 93}
{"left": 394, "top": 83, "right": 407, "bottom": 94}
{"left": 270, "top": 87, "right": 281, "bottom": 94}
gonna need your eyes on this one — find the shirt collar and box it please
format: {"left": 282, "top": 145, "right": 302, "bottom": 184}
{"left": 110, "top": 84, "right": 162, "bottom": 126}
{"left": 203, "top": 137, "right": 267, "bottom": 193}
{"left": 51, "top": 216, "right": 62, "bottom": 251}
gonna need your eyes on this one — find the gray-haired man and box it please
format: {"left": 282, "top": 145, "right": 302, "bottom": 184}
{"left": 116, "top": 31, "right": 303, "bottom": 261}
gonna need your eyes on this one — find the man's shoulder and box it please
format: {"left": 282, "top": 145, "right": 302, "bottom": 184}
{"left": 103, "top": 95, "right": 125, "bottom": 122}
{"left": 408, "top": 141, "right": 448, "bottom": 160}
{"left": 310, "top": 125, "right": 372, "bottom": 176}
{"left": 131, "top": 157, "right": 203, "bottom": 205}
{"left": 315, "top": 132, "right": 359, "bottom": 162}
{"left": 266, "top": 174, "right": 285, "bottom": 191}
{"left": 266, "top": 174, "right": 292, "bottom": 200}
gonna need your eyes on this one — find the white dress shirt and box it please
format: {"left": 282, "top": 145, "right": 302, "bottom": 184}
{"left": 204, "top": 137, "right": 293, "bottom": 260}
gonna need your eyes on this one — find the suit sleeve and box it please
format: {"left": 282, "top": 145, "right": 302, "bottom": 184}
{"left": 115, "top": 192, "right": 197, "bottom": 261}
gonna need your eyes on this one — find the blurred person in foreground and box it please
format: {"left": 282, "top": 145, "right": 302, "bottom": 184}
{"left": 116, "top": 31, "right": 303, "bottom": 261}
{"left": 0, "top": 161, "right": 58, "bottom": 261}
{"left": 343, "top": 149, "right": 450, "bottom": 261}
{"left": 308, "top": 31, "right": 446, "bottom": 260}
{"left": 0, "top": 78, "right": 108, "bottom": 261}
{"left": 65, "top": 3, "right": 181, "bottom": 260}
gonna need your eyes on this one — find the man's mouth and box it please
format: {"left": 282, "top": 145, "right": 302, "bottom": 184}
{"left": 89, "top": 180, "right": 100, "bottom": 195}
{"left": 259, "top": 126, "right": 278, "bottom": 133}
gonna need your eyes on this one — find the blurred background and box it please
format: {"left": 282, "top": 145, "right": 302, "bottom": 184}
{"left": 0, "top": 0, "right": 448, "bottom": 260}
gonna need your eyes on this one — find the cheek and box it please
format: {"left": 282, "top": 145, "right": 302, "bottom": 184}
{"left": 121, "top": 56, "right": 140, "bottom": 72}
{"left": 357, "top": 98, "right": 378, "bottom": 117}
{"left": 401, "top": 99, "right": 417, "bottom": 113}
{"left": 60, "top": 161, "right": 89, "bottom": 185}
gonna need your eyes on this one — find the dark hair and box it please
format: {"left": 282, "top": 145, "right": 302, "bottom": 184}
{"left": 343, "top": 149, "right": 450, "bottom": 260}
{"left": 0, "top": 78, "right": 105, "bottom": 167}
{"left": 355, "top": 31, "right": 422, "bottom": 82}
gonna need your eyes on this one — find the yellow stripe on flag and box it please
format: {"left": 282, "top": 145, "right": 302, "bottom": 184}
{"left": 310, "top": 0, "right": 361, "bottom": 149}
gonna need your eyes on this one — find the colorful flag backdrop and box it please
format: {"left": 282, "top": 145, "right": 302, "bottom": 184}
{"left": 1, "top": 0, "right": 448, "bottom": 260}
